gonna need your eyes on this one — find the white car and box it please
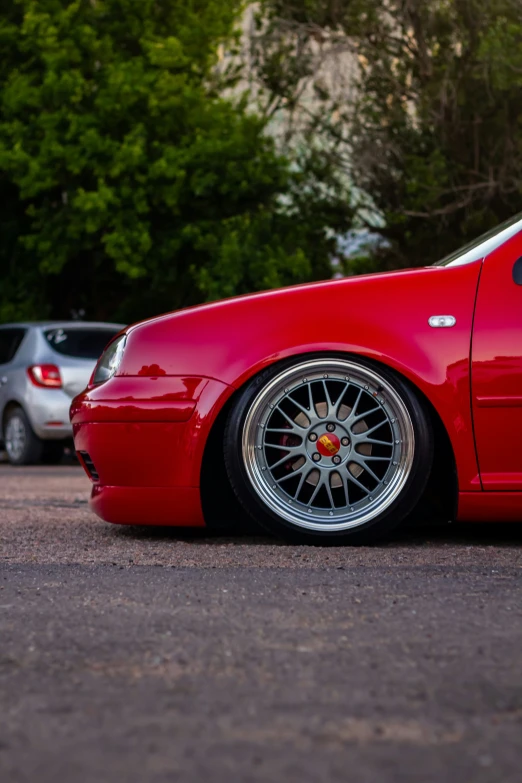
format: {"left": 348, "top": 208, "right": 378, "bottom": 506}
{"left": 0, "top": 321, "right": 123, "bottom": 465}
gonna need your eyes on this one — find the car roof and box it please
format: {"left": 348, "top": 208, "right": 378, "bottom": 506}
{"left": 0, "top": 321, "right": 125, "bottom": 330}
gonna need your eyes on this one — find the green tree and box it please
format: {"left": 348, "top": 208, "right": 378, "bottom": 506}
{"left": 252, "top": 0, "right": 522, "bottom": 269}
{"left": 0, "top": 0, "right": 353, "bottom": 323}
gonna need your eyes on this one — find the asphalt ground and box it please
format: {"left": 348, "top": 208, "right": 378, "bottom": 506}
{"left": 1, "top": 464, "right": 522, "bottom": 782}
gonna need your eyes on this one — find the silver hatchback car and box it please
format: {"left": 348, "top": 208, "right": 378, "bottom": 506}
{"left": 0, "top": 322, "right": 124, "bottom": 465}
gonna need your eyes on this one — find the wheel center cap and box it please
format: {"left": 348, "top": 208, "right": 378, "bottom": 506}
{"left": 317, "top": 433, "right": 341, "bottom": 457}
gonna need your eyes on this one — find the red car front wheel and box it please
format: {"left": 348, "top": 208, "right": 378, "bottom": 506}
{"left": 224, "top": 355, "right": 433, "bottom": 545}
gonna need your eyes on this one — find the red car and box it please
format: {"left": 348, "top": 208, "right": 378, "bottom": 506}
{"left": 71, "top": 214, "right": 522, "bottom": 544}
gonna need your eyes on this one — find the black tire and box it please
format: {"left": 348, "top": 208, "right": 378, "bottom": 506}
{"left": 4, "top": 406, "right": 44, "bottom": 466}
{"left": 224, "top": 354, "right": 433, "bottom": 545}
{"left": 42, "top": 440, "right": 65, "bottom": 464}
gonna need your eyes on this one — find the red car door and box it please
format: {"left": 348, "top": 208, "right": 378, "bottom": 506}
{"left": 472, "top": 230, "right": 522, "bottom": 490}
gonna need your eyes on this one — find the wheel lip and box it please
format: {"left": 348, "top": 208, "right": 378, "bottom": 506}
{"left": 241, "top": 358, "right": 416, "bottom": 533}
{"left": 5, "top": 413, "right": 27, "bottom": 462}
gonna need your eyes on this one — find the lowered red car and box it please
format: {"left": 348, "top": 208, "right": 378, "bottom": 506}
{"left": 71, "top": 214, "right": 522, "bottom": 544}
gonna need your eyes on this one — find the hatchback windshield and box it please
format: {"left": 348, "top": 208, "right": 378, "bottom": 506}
{"left": 435, "top": 212, "right": 522, "bottom": 267}
{"left": 45, "top": 328, "right": 120, "bottom": 360}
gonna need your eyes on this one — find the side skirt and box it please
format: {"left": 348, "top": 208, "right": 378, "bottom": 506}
{"left": 458, "top": 492, "right": 522, "bottom": 522}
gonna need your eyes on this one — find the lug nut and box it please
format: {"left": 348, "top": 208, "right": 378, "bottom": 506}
{"left": 312, "top": 452, "right": 321, "bottom": 462}
{"left": 309, "top": 432, "right": 318, "bottom": 442}
{"left": 341, "top": 437, "right": 349, "bottom": 447}
{"left": 332, "top": 455, "right": 341, "bottom": 465}
{"left": 326, "top": 423, "right": 335, "bottom": 432}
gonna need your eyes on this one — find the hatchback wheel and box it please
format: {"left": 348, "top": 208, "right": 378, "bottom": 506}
{"left": 224, "top": 356, "right": 433, "bottom": 545}
{"left": 4, "top": 407, "right": 44, "bottom": 465}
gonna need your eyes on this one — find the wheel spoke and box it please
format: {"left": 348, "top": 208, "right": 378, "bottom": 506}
{"left": 364, "top": 438, "right": 394, "bottom": 447}
{"left": 349, "top": 406, "right": 383, "bottom": 424}
{"left": 306, "top": 383, "right": 316, "bottom": 417}
{"left": 286, "top": 394, "right": 314, "bottom": 420}
{"left": 350, "top": 457, "right": 381, "bottom": 484}
{"left": 346, "top": 470, "right": 371, "bottom": 494}
{"left": 307, "top": 475, "right": 325, "bottom": 506}
{"left": 355, "top": 454, "right": 392, "bottom": 461}
{"left": 351, "top": 387, "right": 363, "bottom": 416}
{"left": 264, "top": 442, "right": 303, "bottom": 451}
{"left": 322, "top": 381, "right": 335, "bottom": 417}
{"left": 324, "top": 478, "right": 335, "bottom": 509}
{"left": 341, "top": 475, "right": 350, "bottom": 506}
{"left": 352, "top": 420, "right": 388, "bottom": 439}
{"left": 294, "top": 469, "right": 309, "bottom": 500}
{"left": 266, "top": 427, "right": 302, "bottom": 434}
{"left": 276, "top": 466, "right": 306, "bottom": 484}
{"left": 268, "top": 451, "right": 305, "bottom": 470}
{"left": 335, "top": 381, "right": 351, "bottom": 418}
{"left": 276, "top": 406, "right": 306, "bottom": 430}
{"left": 311, "top": 381, "right": 327, "bottom": 419}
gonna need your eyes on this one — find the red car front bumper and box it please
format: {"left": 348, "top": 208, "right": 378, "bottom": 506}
{"left": 71, "top": 375, "right": 233, "bottom": 526}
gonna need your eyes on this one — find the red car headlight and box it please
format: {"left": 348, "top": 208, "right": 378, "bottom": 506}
{"left": 92, "top": 335, "right": 127, "bottom": 385}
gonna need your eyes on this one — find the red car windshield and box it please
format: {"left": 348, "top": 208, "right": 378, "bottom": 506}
{"left": 435, "top": 212, "right": 522, "bottom": 267}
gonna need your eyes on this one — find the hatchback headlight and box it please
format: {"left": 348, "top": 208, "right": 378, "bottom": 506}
{"left": 93, "top": 335, "right": 126, "bottom": 385}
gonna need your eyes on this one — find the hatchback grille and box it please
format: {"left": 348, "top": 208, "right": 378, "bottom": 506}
{"left": 79, "top": 451, "right": 99, "bottom": 482}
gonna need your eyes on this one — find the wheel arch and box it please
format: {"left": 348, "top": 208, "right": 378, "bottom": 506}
{"left": 200, "top": 350, "right": 458, "bottom": 529}
{"left": 1, "top": 399, "right": 24, "bottom": 439}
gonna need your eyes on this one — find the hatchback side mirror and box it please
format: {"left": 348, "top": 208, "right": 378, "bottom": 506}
{"left": 513, "top": 257, "right": 522, "bottom": 285}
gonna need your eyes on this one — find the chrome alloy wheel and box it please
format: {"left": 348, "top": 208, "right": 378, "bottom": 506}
{"left": 241, "top": 359, "right": 415, "bottom": 532}
{"left": 5, "top": 414, "right": 26, "bottom": 463}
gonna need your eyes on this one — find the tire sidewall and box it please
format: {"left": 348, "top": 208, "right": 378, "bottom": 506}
{"left": 5, "top": 407, "right": 43, "bottom": 466}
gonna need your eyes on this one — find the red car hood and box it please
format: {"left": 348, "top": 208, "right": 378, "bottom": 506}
{"left": 127, "top": 266, "right": 430, "bottom": 334}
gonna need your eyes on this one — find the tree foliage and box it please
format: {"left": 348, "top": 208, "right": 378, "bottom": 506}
{"left": 0, "top": 0, "right": 353, "bottom": 323}
{"left": 252, "top": 0, "right": 522, "bottom": 269}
